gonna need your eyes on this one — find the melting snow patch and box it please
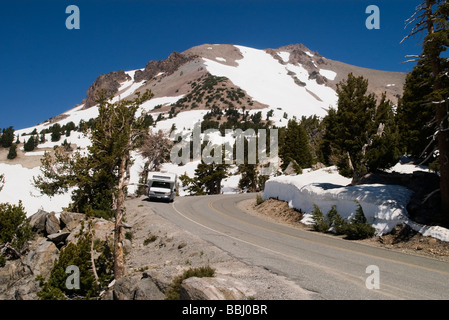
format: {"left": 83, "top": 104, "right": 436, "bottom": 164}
{"left": 319, "top": 69, "right": 337, "bottom": 81}
{"left": 262, "top": 166, "right": 449, "bottom": 240}
{"left": 278, "top": 52, "right": 290, "bottom": 63}
{"left": 305, "top": 51, "right": 314, "bottom": 57}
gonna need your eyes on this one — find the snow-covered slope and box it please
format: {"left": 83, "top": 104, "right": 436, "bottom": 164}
{"left": 203, "top": 45, "right": 338, "bottom": 126}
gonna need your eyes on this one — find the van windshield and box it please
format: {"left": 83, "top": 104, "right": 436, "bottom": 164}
{"left": 151, "top": 181, "right": 171, "bottom": 189}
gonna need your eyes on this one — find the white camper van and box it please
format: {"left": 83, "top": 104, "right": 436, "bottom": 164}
{"left": 147, "top": 172, "right": 178, "bottom": 202}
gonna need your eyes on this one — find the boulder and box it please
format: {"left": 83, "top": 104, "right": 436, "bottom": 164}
{"left": 111, "top": 275, "right": 141, "bottom": 300}
{"left": 0, "top": 259, "right": 36, "bottom": 300}
{"left": 66, "top": 218, "right": 114, "bottom": 244}
{"left": 45, "top": 212, "right": 60, "bottom": 235}
{"left": 107, "top": 273, "right": 165, "bottom": 300}
{"left": 60, "top": 211, "right": 85, "bottom": 231}
{"left": 29, "top": 210, "right": 49, "bottom": 234}
{"left": 29, "top": 210, "right": 61, "bottom": 236}
{"left": 47, "top": 232, "right": 71, "bottom": 245}
{"left": 24, "top": 237, "right": 59, "bottom": 279}
{"left": 133, "top": 277, "right": 165, "bottom": 300}
{"left": 180, "top": 276, "right": 256, "bottom": 300}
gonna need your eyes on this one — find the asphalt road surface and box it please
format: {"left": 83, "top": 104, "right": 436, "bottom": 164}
{"left": 143, "top": 193, "right": 449, "bottom": 300}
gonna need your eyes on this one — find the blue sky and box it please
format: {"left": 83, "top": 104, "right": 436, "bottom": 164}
{"left": 0, "top": 0, "right": 424, "bottom": 130}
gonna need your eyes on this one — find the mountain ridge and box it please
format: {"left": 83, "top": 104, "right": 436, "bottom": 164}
{"left": 75, "top": 43, "right": 404, "bottom": 122}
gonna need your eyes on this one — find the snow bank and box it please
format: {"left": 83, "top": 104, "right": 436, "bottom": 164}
{"left": 263, "top": 166, "right": 449, "bottom": 241}
{"left": 0, "top": 163, "right": 72, "bottom": 217}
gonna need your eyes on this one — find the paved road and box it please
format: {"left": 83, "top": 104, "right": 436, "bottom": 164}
{"left": 143, "top": 193, "right": 449, "bottom": 300}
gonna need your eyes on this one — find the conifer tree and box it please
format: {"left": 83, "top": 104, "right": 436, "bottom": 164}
{"left": 238, "top": 163, "right": 259, "bottom": 192}
{"left": 7, "top": 144, "right": 17, "bottom": 160}
{"left": 325, "top": 73, "right": 399, "bottom": 181}
{"left": 0, "top": 127, "right": 15, "bottom": 148}
{"left": 181, "top": 156, "right": 229, "bottom": 196}
{"left": 50, "top": 124, "right": 62, "bottom": 142}
{"left": 34, "top": 89, "right": 154, "bottom": 279}
{"left": 402, "top": 0, "right": 449, "bottom": 219}
{"left": 24, "top": 136, "right": 35, "bottom": 152}
{"left": 396, "top": 60, "right": 435, "bottom": 158}
{"left": 279, "top": 118, "right": 312, "bottom": 172}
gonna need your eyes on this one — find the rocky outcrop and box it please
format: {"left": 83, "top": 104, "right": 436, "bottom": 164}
{"left": 0, "top": 210, "right": 115, "bottom": 300}
{"left": 59, "top": 211, "right": 84, "bottom": 231}
{"left": 29, "top": 209, "right": 61, "bottom": 236}
{"left": 134, "top": 51, "right": 197, "bottom": 83}
{"left": 0, "top": 236, "right": 59, "bottom": 299}
{"left": 84, "top": 70, "right": 131, "bottom": 109}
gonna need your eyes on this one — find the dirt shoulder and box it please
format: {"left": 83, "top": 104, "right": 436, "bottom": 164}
{"left": 238, "top": 197, "right": 449, "bottom": 263}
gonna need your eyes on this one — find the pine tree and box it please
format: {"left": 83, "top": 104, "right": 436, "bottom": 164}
{"left": 279, "top": 118, "right": 312, "bottom": 172}
{"left": 396, "top": 60, "right": 435, "bottom": 158}
{"left": 181, "top": 159, "right": 229, "bottom": 196}
{"left": 403, "top": 0, "right": 449, "bottom": 219}
{"left": 24, "top": 136, "right": 35, "bottom": 152}
{"left": 50, "top": 124, "right": 62, "bottom": 142}
{"left": 325, "top": 73, "right": 399, "bottom": 181}
{"left": 365, "top": 94, "right": 401, "bottom": 172}
{"left": 238, "top": 163, "right": 259, "bottom": 192}
{"left": 37, "top": 223, "right": 113, "bottom": 300}
{"left": 195, "top": 161, "right": 228, "bottom": 195}
{"left": 34, "top": 89, "right": 154, "bottom": 280}
{"left": 7, "top": 144, "right": 17, "bottom": 160}
{"left": 0, "top": 127, "right": 15, "bottom": 148}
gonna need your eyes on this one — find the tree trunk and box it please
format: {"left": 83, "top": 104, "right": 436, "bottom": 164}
{"left": 114, "top": 153, "right": 128, "bottom": 280}
{"left": 425, "top": 0, "right": 449, "bottom": 220}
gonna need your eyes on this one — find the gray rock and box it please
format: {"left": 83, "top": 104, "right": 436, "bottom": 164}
{"left": 24, "top": 237, "right": 59, "bottom": 279}
{"left": 0, "top": 260, "right": 31, "bottom": 287}
{"left": 29, "top": 210, "right": 49, "bottom": 234}
{"left": 112, "top": 275, "right": 141, "bottom": 300}
{"left": 29, "top": 210, "right": 61, "bottom": 236}
{"left": 0, "top": 260, "right": 37, "bottom": 300}
{"left": 45, "top": 212, "right": 60, "bottom": 235}
{"left": 108, "top": 273, "right": 165, "bottom": 300}
{"left": 180, "top": 276, "right": 256, "bottom": 300}
{"left": 60, "top": 211, "right": 85, "bottom": 230}
{"left": 47, "top": 232, "right": 71, "bottom": 244}
{"left": 133, "top": 277, "right": 165, "bottom": 300}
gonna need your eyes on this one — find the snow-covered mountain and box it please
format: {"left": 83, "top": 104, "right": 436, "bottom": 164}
{"left": 17, "top": 43, "right": 405, "bottom": 136}
{"left": 1, "top": 43, "right": 407, "bottom": 218}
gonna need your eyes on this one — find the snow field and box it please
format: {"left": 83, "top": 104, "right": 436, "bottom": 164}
{"left": 203, "top": 45, "right": 338, "bottom": 122}
{"left": 0, "top": 163, "right": 72, "bottom": 217}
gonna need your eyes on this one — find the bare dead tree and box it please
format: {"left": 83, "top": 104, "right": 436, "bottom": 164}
{"left": 139, "top": 128, "right": 173, "bottom": 172}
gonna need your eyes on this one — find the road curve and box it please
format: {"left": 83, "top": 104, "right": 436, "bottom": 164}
{"left": 144, "top": 193, "right": 449, "bottom": 300}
